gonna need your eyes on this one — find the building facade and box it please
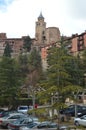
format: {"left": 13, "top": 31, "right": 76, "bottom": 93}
{"left": 0, "top": 13, "right": 86, "bottom": 59}
{"left": 35, "top": 12, "right": 61, "bottom": 70}
{"left": 0, "top": 13, "right": 61, "bottom": 58}
{"left": 65, "top": 32, "right": 86, "bottom": 57}
{"left": 0, "top": 33, "right": 24, "bottom": 57}
{"left": 35, "top": 12, "right": 61, "bottom": 46}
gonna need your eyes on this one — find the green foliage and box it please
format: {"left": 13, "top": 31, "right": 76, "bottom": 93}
{"left": 64, "top": 55, "right": 84, "bottom": 87}
{"left": 0, "top": 56, "right": 22, "bottom": 107}
{"left": 23, "top": 36, "right": 32, "bottom": 52}
{"left": 47, "top": 45, "right": 71, "bottom": 87}
{"left": 82, "top": 49, "right": 86, "bottom": 72}
{"left": 28, "top": 107, "right": 51, "bottom": 121}
{"left": 28, "top": 48, "right": 42, "bottom": 71}
{"left": 3, "top": 41, "right": 12, "bottom": 57}
{"left": 22, "top": 48, "right": 43, "bottom": 112}
{"left": 18, "top": 54, "right": 29, "bottom": 78}
{"left": 38, "top": 41, "right": 83, "bottom": 111}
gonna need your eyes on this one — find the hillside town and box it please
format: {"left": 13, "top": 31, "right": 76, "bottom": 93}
{"left": 0, "top": 13, "right": 86, "bottom": 130}
{"left": 0, "top": 13, "right": 86, "bottom": 69}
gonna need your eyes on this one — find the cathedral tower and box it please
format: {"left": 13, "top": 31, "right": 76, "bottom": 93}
{"left": 35, "top": 12, "right": 46, "bottom": 45}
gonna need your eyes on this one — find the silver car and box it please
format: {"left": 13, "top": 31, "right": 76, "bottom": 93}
{"left": 74, "top": 115, "right": 86, "bottom": 126}
{"left": 0, "top": 112, "right": 25, "bottom": 128}
{"left": 19, "top": 122, "right": 40, "bottom": 130}
{"left": 8, "top": 116, "right": 39, "bottom": 130}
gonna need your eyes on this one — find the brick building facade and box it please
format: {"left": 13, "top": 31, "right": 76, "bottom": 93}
{"left": 65, "top": 31, "right": 86, "bottom": 57}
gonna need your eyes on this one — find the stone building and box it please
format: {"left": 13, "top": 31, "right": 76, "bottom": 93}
{"left": 35, "top": 12, "right": 46, "bottom": 45}
{"left": 0, "top": 12, "right": 61, "bottom": 58}
{"left": 35, "top": 12, "right": 61, "bottom": 46}
{"left": 0, "top": 33, "right": 24, "bottom": 57}
{"left": 35, "top": 12, "right": 61, "bottom": 70}
{"left": 0, "top": 12, "right": 86, "bottom": 60}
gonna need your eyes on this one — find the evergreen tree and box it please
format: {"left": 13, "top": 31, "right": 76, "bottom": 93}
{"left": 82, "top": 49, "right": 86, "bottom": 87}
{"left": 0, "top": 57, "right": 22, "bottom": 108}
{"left": 28, "top": 48, "right": 42, "bottom": 71}
{"left": 82, "top": 49, "right": 86, "bottom": 72}
{"left": 38, "top": 41, "right": 82, "bottom": 123}
{"left": 40, "top": 45, "right": 73, "bottom": 104}
{"left": 25, "top": 48, "right": 42, "bottom": 110}
{"left": 3, "top": 41, "right": 12, "bottom": 57}
{"left": 18, "top": 53, "right": 29, "bottom": 78}
{"left": 64, "top": 55, "right": 84, "bottom": 87}
{"left": 23, "top": 36, "right": 32, "bottom": 52}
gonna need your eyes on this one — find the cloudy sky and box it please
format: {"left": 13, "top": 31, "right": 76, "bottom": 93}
{"left": 0, "top": 0, "right": 86, "bottom": 38}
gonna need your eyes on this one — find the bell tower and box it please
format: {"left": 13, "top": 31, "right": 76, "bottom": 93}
{"left": 35, "top": 12, "right": 46, "bottom": 45}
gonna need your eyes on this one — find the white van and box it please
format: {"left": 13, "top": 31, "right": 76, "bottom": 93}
{"left": 17, "top": 105, "right": 29, "bottom": 114}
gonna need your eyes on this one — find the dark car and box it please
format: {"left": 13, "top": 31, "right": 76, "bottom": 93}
{"left": 0, "top": 109, "right": 5, "bottom": 117}
{"left": 60, "top": 105, "right": 86, "bottom": 117}
{"left": 77, "top": 107, "right": 86, "bottom": 117}
{"left": 37, "top": 121, "right": 58, "bottom": 129}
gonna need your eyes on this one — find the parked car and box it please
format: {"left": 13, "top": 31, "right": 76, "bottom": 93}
{"left": 0, "top": 112, "right": 25, "bottom": 128}
{"left": 0, "top": 109, "right": 6, "bottom": 117}
{"left": 74, "top": 115, "right": 86, "bottom": 126}
{"left": 29, "top": 116, "right": 39, "bottom": 122}
{"left": 35, "top": 122, "right": 69, "bottom": 130}
{"left": 0, "top": 110, "right": 21, "bottom": 118}
{"left": 19, "top": 121, "right": 58, "bottom": 130}
{"left": 60, "top": 104, "right": 86, "bottom": 117}
{"left": 17, "top": 106, "right": 30, "bottom": 114}
{"left": 19, "top": 121, "right": 71, "bottom": 130}
{"left": 8, "top": 116, "right": 39, "bottom": 130}
{"left": 19, "top": 122, "right": 40, "bottom": 130}
{"left": 37, "top": 121, "right": 58, "bottom": 129}
{"left": 37, "top": 121, "right": 51, "bottom": 128}
{"left": 59, "top": 126, "right": 69, "bottom": 130}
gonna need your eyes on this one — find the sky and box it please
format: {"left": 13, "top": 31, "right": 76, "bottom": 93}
{"left": 0, "top": 0, "right": 86, "bottom": 38}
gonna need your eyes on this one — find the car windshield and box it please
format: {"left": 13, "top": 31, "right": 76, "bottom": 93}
{"left": 19, "top": 106, "right": 28, "bottom": 110}
{"left": 3, "top": 114, "right": 10, "bottom": 118}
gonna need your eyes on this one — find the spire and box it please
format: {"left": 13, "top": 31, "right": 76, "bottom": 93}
{"left": 38, "top": 12, "right": 44, "bottom": 20}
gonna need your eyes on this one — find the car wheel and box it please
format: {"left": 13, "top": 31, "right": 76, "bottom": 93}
{"left": 75, "top": 121, "right": 79, "bottom": 126}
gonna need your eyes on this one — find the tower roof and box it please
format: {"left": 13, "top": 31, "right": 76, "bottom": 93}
{"left": 38, "top": 12, "right": 44, "bottom": 20}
